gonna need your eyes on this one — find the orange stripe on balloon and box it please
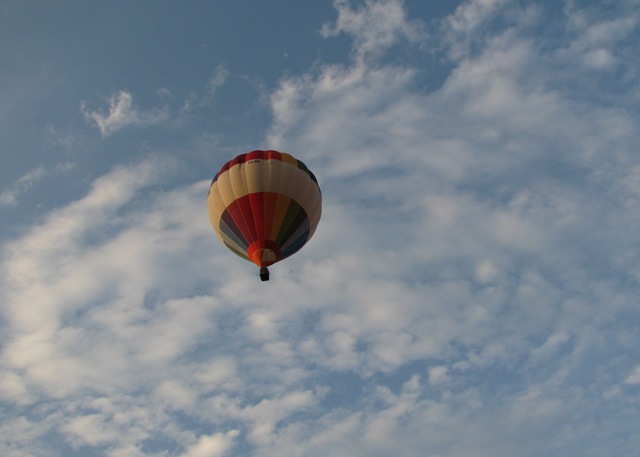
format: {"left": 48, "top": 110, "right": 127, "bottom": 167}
{"left": 249, "top": 192, "right": 264, "bottom": 242}
{"left": 262, "top": 192, "right": 278, "bottom": 241}
{"left": 270, "top": 194, "right": 291, "bottom": 241}
{"left": 247, "top": 240, "right": 282, "bottom": 267}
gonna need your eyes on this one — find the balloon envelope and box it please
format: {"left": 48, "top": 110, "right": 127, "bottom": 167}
{"left": 208, "top": 150, "right": 322, "bottom": 271}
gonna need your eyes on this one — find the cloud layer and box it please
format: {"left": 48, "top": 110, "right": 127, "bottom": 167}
{"left": 2, "top": 1, "right": 640, "bottom": 456}
{"left": 81, "top": 91, "right": 169, "bottom": 137}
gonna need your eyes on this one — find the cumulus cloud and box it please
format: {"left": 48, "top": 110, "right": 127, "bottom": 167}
{"left": 442, "top": 0, "right": 510, "bottom": 59}
{"left": 321, "top": 0, "right": 427, "bottom": 62}
{"left": 446, "top": 0, "right": 508, "bottom": 34}
{"left": 267, "top": 0, "right": 639, "bottom": 452}
{"left": 181, "top": 431, "right": 239, "bottom": 457}
{"left": 81, "top": 90, "right": 169, "bottom": 137}
{"left": 2, "top": 1, "right": 640, "bottom": 456}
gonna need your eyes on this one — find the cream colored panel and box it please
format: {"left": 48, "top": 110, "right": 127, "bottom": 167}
{"left": 295, "top": 178, "right": 321, "bottom": 218}
{"left": 208, "top": 184, "right": 227, "bottom": 220}
{"left": 265, "top": 160, "right": 288, "bottom": 195}
{"left": 214, "top": 170, "right": 238, "bottom": 208}
{"left": 245, "top": 160, "right": 265, "bottom": 194}
{"left": 307, "top": 197, "right": 322, "bottom": 236}
{"left": 285, "top": 167, "right": 308, "bottom": 203}
{"left": 227, "top": 161, "right": 249, "bottom": 199}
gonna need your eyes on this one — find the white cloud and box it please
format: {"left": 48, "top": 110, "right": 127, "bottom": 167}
{"left": 0, "top": 161, "right": 76, "bottom": 208}
{"left": 264, "top": 1, "right": 640, "bottom": 453}
{"left": 443, "top": 0, "right": 510, "bottom": 58}
{"left": 2, "top": 1, "right": 640, "bottom": 456}
{"left": 625, "top": 366, "right": 640, "bottom": 385}
{"left": 0, "top": 372, "right": 34, "bottom": 405}
{"left": 0, "top": 166, "right": 46, "bottom": 207}
{"left": 42, "top": 124, "right": 83, "bottom": 153}
{"left": 428, "top": 365, "right": 450, "bottom": 385}
{"left": 446, "top": 0, "right": 508, "bottom": 33}
{"left": 208, "top": 65, "right": 230, "bottom": 96}
{"left": 63, "top": 414, "right": 120, "bottom": 448}
{"left": 560, "top": 3, "right": 639, "bottom": 77}
{"left": 321, "top": 0, "right": 427, "bottom": 62}
{"left": 181, "top": 65, "right": 230, "bottom": 113}
{"left": 81, "top": 90, "right": 169, "bottom": 137}
{"left": 584, "top": 47, "right": 616, "bottom": 69}
{"left": 181, "top": 431, "right": 239, "bottom": 457}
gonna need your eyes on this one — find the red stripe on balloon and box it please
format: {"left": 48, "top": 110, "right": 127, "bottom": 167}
{"left": 235, "top": 195, "right": 257, "bottom": 243}
{"left": 249, "top": 192, "right": 264, "bottom": 242}
{"left": 225, "top": 200, "right": 254, "bottom": 246}
{"left": 262, "top": 192, "right": 278, "bottom": 241}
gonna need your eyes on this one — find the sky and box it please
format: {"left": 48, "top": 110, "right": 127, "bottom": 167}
{"left": 2, "top": 0, "right": 640, "bottom": 455}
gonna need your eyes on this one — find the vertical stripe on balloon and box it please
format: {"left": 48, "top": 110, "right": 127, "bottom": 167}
{"left": 208, "top": 150, "right": 321, "bottom": 269}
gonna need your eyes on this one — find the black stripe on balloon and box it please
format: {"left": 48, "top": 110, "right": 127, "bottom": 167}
{"left": 295, "top": 160, "right": 320, "bottom": 189}
{"left": 277, "top": 201, "right": 309, "bottom": 246}
{"left": 281, "top": 229, "right": 310, "bottom": 259}
{"left": 221, "top": 211, "right": 249, "bottom": 248}
{"left": 219, "top": 218, "right": 249, "bottom": 251}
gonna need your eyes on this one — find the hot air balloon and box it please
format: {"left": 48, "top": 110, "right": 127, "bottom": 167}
{"left": 208, "top": 150, "right": 322, "bottom": 281}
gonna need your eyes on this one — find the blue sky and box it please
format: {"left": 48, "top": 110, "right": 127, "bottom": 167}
{"left": 2, "top": 0, "right": 640, "bottom": 456}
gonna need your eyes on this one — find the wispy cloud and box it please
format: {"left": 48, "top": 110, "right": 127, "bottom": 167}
{"left": 181, "top": 65, "right": 230, "bottom": 113}
{"left": 2, "top": 1, "right": 640, "bottom": 456}
{"left": 208, "top": 65, "right": 230, "bottom": 97}
{"left": 0, "top": 166, "right": 46, "bottom": 207}
{"left": 561, "top": 2, "right": 639, "bottom": 71}
{"left": 321, "top": 0, "right": 427, "bottom": 62}
{"left": 81, "top": 90, "right": 169, "bottom": 137}
{"left": 271, "top": 0, "right": 640, "bottom": 452}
